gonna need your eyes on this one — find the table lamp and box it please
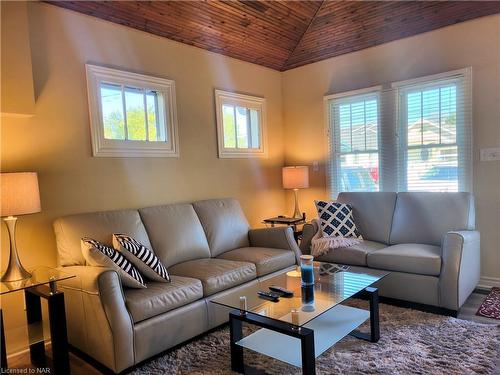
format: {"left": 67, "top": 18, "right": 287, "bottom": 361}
{"left": 282, "top": 166, "right": 309, "bottom": 219}
{"left": 1, "top": 172, "right": 41, "bottom": 282}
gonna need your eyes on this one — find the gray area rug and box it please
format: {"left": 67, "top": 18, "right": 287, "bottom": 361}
{"left": 132, "top": 300, "right": 500, "bottom": 374}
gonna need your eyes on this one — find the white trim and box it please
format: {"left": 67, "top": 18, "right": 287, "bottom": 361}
{"left": 85, "top": 64, "right": 180, "bottom": 158}
{"left": 478, "top": 276, "right": 500, "bottom": 289}
{"left": 391, "top": 68, "right": 471, "bottom": 88}
{"left": 215, "top": 89, "right": 267, "bottom": 159}
{"left": 324, "top": 85, "right": 383, "bottom": 101}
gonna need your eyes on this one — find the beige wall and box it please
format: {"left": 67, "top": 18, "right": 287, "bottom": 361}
{"left": 283, "top": 14, "right": 500, "bottom": 283}
{"left": 0, "top": 2, "right": 285, "bottom": 348}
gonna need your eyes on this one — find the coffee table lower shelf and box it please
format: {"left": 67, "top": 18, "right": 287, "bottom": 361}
{"left": 236, "top": 304, "right": 369, "bottom": 367}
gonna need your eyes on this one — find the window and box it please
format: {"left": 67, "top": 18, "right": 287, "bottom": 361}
{"left": 325, "top": 68, "right": 472, "bottom": 196}
{"left": 394, "top": 69, "right": 472, "bottom": 192}
{"left": 215, "top": 90, "right": 267, "bottom": 158}
{"left": 325, "top": 87, "right": 381, "bottom": 194}
{"left": 86, "top": 64, "right": 179, "bottom": 157}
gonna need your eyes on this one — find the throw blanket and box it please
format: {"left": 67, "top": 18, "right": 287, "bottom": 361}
{"left": 310, "top": 219, "right": 361, "bottom": 257}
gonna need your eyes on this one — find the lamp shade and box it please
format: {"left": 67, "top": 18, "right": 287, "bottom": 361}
{"left": 282, "top": 166, "right": 309, "bottom": 189}
{"left": 1, "top": 172, "right": 41, "bottom": 217}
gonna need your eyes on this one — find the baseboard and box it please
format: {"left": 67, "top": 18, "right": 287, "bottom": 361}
{"left": 478, "top": 276, "right": 500, "bottom": 289}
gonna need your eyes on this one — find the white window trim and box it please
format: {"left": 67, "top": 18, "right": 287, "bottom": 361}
{"left": 323, "top": 85, "right": 383, "bottom": 198}
{"left": 392, "top": 67, "right": 473, "bottom": 192}
{"left": 215, "top": 89, "right": 267, "bottom": 158}
{"left": 85, "top": 64, "right": 180, "bottom": 157}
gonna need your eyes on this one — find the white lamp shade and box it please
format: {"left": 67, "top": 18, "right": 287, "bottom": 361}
{"left": 1, "top": 172, "right": 41, "bottom": 217}
{"left": 282, "top": 166, "right": 309, "bottom": 189}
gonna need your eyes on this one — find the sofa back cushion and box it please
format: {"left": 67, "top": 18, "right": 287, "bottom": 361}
{"left": 337, "top": 192, "right": 397, "bottom": 244}
{"left": 54, "top": 209, "right": 152, "bottom": 266}
{"left": 389, "top": 192, "right": 475, "bottom": 246}
{"left": 139, "top": 204, "right": 210, "bottom": 268}
{"left": 192, "top": 198, "right": 250, "bottom": 257}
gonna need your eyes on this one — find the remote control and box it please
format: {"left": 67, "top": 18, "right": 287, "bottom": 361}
{"left": 268, "top": 285, "right": 294, "bottom": 297}
{"left": 257, "top": 290, "right": 280, "bottom": 302}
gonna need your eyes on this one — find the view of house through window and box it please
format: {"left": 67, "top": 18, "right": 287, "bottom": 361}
{"left": 401, "top": 83, "right": 459, "bottom": 192}
{"left": 100, "top": 83, "right": 166, "bottom": 142}
{"left": 326, "top": 69, "right": 471, "bottom": 196}
{"left": 326, "top": 89, "right": 381, "bottom": 194}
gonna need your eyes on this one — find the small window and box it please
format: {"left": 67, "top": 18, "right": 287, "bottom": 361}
{"left": 86, "top": 64, "right": 179, "bottom": 157}
{"left": 215, "top": 90, "right": 267, "bottom": 158}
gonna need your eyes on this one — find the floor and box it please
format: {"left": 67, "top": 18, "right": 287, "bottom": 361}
{"left": 5, "top": 291, "right": 499, "bottom": 375}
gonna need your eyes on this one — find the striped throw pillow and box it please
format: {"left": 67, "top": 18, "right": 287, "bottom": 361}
{"left": 113, "top": 234, "right": 170, "bottom": 283}
{"left": 81, "top": 238, "right": 146, "bottom": 288}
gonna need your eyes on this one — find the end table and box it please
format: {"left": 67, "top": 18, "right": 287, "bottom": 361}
{"left": 1, "top": 267, "right": 75, "bottom": 374}
{"left": 263, "top": 215, "right": 306, "bottom": 242}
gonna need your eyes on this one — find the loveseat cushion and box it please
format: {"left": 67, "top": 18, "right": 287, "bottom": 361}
{"left": 389, "top": 192, "right": 475, "bottom": 246}
{"left": 217, "top": 247, "right": 295, "bottom": 277}
{"left": 367, "top": 243, "right": 442, "bottom": 276}
{"left": 124, "top": 276, "right": 203, "bottom": 323}
{"left": 315, "top": 240, "right": 387, "bottom": 266}
{"left": 192, "top": 199, "right": 250, "bottom": 257}
{"left": 169, "top": 258, "right": 256, "bottom": 296}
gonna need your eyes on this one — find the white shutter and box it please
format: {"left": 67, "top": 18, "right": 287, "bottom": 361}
{"left": 393, "top": 68, "right": 472, "bottom": 192}
{"left": 325, "top": 87, "right": 382, "bottom": 198}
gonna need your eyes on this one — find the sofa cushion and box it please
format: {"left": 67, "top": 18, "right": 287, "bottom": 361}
{"left": 54, "top": 209, "right": 152, "bottom": 266}
{"left": 315, "top": 240, "right": 387, "bottom": 266}
{"left": 124, "top": 276, "right": 203, "bottom": 323}
{"left": 367, "top": 243, "right": 442, "bottom": 276}
{"left": 139, "top": 204, "right": 211, "bottom": 268}
{"left": 389, "top": 192, "right": 475, "bottom": 246}
{"left": 337, "top": 192, "right": 397, "bottom": 244}
{"left": 169, "top": 258, "right": 256, "bottom": 296}
{"left": 217, "top": 247, "right": 296, "bottom": 277}
{"left": 192, "top": 198, "right": 250, "bottom": 257}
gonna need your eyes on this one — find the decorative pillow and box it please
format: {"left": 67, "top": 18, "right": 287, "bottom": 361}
{"left": 314, "top": 200, "right": 363, "bottom": 239}
{"left": 112, "top": 234, "right": 170, "bottom": 283}
{"left": 81, "top": 238, "right": 146, "bottom": 289}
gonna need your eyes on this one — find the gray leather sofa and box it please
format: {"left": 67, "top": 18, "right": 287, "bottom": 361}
{"left": 53, "top": 198, "right": 299, "bottom": 373}
{"left": 301, "top": 192, "right": 480, "bottom": 314}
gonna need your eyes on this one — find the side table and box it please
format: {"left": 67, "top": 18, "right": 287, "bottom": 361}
{"left": 0, "top": 267, "right": 75, "bottom": 374}
{"left": 263, "top": 215, "right": 306, "bottom": 242}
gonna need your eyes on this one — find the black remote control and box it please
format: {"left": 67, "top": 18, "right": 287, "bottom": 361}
{"left": 268, "top": 285, "right": 294, "bottom": 297}
{"left": 257, "top": 290, "right": 280, "bottom": 302}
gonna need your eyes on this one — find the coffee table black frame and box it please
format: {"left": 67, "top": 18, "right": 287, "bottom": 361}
{"left": 229, "top": 287, "right": 379, "bottom": 375}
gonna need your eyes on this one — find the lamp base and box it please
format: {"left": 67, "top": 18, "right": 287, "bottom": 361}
{"left": 291, "top": 189, "right": 303, "bottom": 219}
{"left": 1, "top": 217, "right": 32, "bottom": 282}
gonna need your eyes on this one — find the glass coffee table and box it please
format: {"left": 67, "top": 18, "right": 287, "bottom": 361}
{"left": 211, "top": 262, "right": 388, "bottom": 375}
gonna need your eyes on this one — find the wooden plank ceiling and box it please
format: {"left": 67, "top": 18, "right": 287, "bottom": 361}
{"left": 47, "top": 1, "right": 500, "bottom": 71}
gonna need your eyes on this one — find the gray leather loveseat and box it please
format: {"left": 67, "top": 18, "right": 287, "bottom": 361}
{"left": 301, "top": 192, "right": 480, "bottom": 314}
{"left": 53, "top": 198, "right": 299, "bottom": 373}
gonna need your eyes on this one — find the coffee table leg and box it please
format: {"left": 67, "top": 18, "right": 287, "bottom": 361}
{"left": 301, "top": 329, "right": 316, "bottom": 375}
{"left": 229, "top": 313, "right": 244, "bottom": 373}
{"left": 350, "top": 286, "right": 380, "bottom": 343}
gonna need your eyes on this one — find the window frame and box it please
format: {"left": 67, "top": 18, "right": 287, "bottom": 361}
{"left": 324, "top": 85, "right": 383, "bottom": 197}
{"left": 214, "top": 89, "right": 267, "bottom": 158}
{"left": 86, "top": 64, "right": 180, "bottom": 157}
{"left": 392, "top": 68, "right": 472, "bottom": 192}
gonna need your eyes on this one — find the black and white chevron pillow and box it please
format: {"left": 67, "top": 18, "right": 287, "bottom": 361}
{"left": 314, "top": 200, "right": 363, "bottom": 239}
{"left": 113, "top": 234, "right": 170, "bottom": 283}
{"left": 81, "top": 238, "right": 146, "bottom": 288}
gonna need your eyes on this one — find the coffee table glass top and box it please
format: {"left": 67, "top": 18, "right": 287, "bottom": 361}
{"left": 211, "top": 262, "right": 388, "bottom": 327}
{"left": 0, "top": 266, "right": 75, "bottom": 295}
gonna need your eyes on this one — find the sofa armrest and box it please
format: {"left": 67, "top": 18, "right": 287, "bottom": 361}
{"left": 299, "top": 222, "right": 318, "bottom": 255}
{"left": 439, "top": 230, "right": 480, "bottom": 311}
{"left": 248, "top": 227, "right": 300, "bottom": 262}
{"left": 58, "top": 266, "right": 134, "bottom": 373}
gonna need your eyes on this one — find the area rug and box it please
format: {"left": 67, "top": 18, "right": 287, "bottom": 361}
{"left": 477, "top": 287, "right": 500, "bottom": 320}
{"left": 132, "top": 300, "right": 500, "bottom": 375}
